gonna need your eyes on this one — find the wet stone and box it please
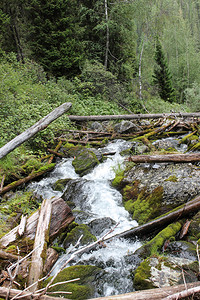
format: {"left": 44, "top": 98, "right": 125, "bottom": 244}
{"left": 88, "top": 217, "right": 116, "bottom": 237}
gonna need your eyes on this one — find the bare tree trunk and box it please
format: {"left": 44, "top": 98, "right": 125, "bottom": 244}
{"left": 128, "top": 153, "right": 200, "bottom": 163}
{"left": 104, "top": 0, "right": 109, "bottom": 69}
{"left": 67, "top": 112, "right": 200, "bottom": 122}
{"left": 28, "top": 199, "right": 52, "bottom": 292}
{"left": 0, "top": 102, "right": 72, "bottom": 159}
{"left": 139, "top": 40, "right": 144, "bottom": 101}
{"left": 89, "top": 282, "right": 200, "bottom": 300}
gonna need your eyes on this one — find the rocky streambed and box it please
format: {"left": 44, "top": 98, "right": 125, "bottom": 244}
{"left": 1, "top": 118, "right": 200, "bottom": 299}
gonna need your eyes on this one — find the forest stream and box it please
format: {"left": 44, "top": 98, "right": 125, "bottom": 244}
{"left": 28, "top": 139, "right": 141, "bottom": 297}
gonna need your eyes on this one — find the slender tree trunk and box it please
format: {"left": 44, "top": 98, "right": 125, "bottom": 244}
{"left": 139, "top": 40, "right": 144, "bottom": 100}
{"left": 104, "top": 0, "right": 109, "bottom": 69}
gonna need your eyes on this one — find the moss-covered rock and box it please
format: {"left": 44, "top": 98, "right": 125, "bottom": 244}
{"left": 133, "top": 257, "right": 154, "bottom": 290}
{"left": 187, "top": 211, "right": 200, "bottom": 241}
{"left": 52, "top": 178, "right": 71, "bottom": 192}
{"left": 63, "top": 224, "right": 97, "bottom": 249}
{"left": 72, "top": 150, "right": 100, "bottom": 176}
{"left": 122, "top": 182, "right": 163, "bottom": 225}
{"left": 45, "top": 265, "right": 105, "bottom": 300}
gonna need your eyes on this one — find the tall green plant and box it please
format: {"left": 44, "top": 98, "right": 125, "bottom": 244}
{"left": 153, "top": 38, "right": 175, "bottom": 102}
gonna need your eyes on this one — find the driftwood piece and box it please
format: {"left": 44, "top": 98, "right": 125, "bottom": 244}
{"left": 68, "top": 112, "right": 200, "bottom": 121}
{"left": 0, "top": 102, "right": 72, "bottom": 159}
{"left": 128, "top": 153, "right": 200, "bottom": 163}
{"left": 0, "top": 287, "right": 70, "bottom": 300}
{"left": 28, "top": 199, "right": 52, "bottom": 292}
{"left": 0, "top": 197, "right": 74, "bottom": 248}
{"left": 0, "top": 164, "right": 55, "bottom": 195}
{"left": 18, "top": 215, "right": 27, "bottom": 237}
{"left": 89, "top": 282, "right": 200, "bottom": 300}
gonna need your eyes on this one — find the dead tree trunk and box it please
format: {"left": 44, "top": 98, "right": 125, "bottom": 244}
{"left": 0, "top": 102, "right": 72, "bottom": 159}
{"left": 89, "top": 282, "right": 200, "bottom": 300}
{"left": 128, "top": 153, "right": 200, "bottom": 163}
{"left": 68, "top": 112, "right": 200, "bottom": 122}
{"left": 28, "top": 199, "right": 52, "bottom": 292}
{"left": 104, "top": 196, "right": 200, "bottom": 241}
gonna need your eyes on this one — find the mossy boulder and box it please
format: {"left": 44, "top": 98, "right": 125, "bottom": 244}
{"left": 123, "top": 182, "right": 163, "bottom": 225}
{"left": 72, "top": 150, "right": 100, "bottom": 176}
{"left": 63, "top": 224, "right": 97, "bottom": 249}
{"left": 134, "top": 255, "right": 198, "bottom": 290}
{"left": 45, "top": 265, "right": 105, "bottom": 300}
{"left": 52, "top": 178, "right": 71, "bottom": 192}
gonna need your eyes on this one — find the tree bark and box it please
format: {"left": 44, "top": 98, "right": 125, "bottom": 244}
{"left": 89, "top": 282, "right": 200, "bottom": 300}
{"left": 128, "top": 153, "right": 200, "bottom": 163}
{"left": 28, "top": 199, "right": 52, "bottom": 292}
{"left": 68, "top": 112, "right": 200, "bottom": 122}
{"left": 0, "top": 102, "right": 72, "bottom": 159}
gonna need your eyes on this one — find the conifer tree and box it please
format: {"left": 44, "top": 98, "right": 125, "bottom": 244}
{"left": 153, "top": 38, "right": 175, "bottom": 103}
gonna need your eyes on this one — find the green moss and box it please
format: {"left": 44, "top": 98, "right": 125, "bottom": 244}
{"left": 63, "top": 224, "right": 96, "bottom": 248}
{"left": 112, "top": 170, "right": 124, "bottom": 188}
{"left": 124, "top": 199, "right": 135, "bottom": 214}
{"left": 165, "top": 175, "right": 178, "bottom": 182}
{"left": 34, "top": 163, "right": 55, "bottom": 173}
{"left": 189, "top": 141, "right": 200, "bottom": 151}
{"left": 133, "top": 186, "right": 163, "bottom": 225}
{"left": 45, "top": 265, "right": 104, "bottom": 300}
{"left": 133, "top": 258, "right": 155, "bottom": 290}
{"left": 72, "top": 150, "right": 99, "bottom": 176}
{"left": 180, "top": 132, "right": 198, "bottom": 144}
{"left": 0, "top": 191, "right": 39, "bottom": 216}
{"left": 137, "top": 222, "right": 182, "bottom": 258}
{"left": 52, "top": 178, "right": 70, "bottom": 191}
{"left": 22, "top": 157, "right": 43, "bottom": 173}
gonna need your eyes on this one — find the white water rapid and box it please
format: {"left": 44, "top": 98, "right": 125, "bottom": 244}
{"left": 28, "top": 140, "right": 142, "bottom": 297}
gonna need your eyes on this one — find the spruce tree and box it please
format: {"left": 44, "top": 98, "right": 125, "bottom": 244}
{"left": 153, "top": 38, "right": 175, "bottom": 103}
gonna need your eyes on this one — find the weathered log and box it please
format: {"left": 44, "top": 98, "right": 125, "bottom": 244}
{"left": 43, "top": 248, "right": 59, "bottom": 274}
{"left": 0, "top": 287, "right": 70, "bottom": 300}
{"left": 104, "top": 195, "right": 200, "bottom": 241}
{"left": 0, "top": 197, "right": 74, "bottom": 248}
{"left": 0, "top": 250, "right": 22, "bottom": 261}
{"left": 47, "top": 149, "right": 65, "bottom": 158}
{"left": 128, "top": 153, "right": 200, "bottom": 163}
{"left": 68, "top": 112, "right": 200, "bottom": 122}
{"left": 89, "top": 282, "right": 200, "bottom": 300}
{"left": 48, "top": 140, "right": 63, "bottom": 164}
{"left": 0, "top": 164, "right": 55, "bottom": 195}
{"left": 0, "top": 102, "right": 72, "bottom": 159}
{"left": 28, "top": 199, "right": 52, "bottom": 292}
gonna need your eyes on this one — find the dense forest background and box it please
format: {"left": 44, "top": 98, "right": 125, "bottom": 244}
{"left": 1, "top": 0, "right": 200, "bottom": 151}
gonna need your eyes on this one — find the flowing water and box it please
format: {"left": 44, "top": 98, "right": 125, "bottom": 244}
{"left": 29, "top": 140, "right": 142, "bottom": 297}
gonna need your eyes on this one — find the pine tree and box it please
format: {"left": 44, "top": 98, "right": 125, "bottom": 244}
{"left": 153, "top": 38, "right": 175, "bottom": 102}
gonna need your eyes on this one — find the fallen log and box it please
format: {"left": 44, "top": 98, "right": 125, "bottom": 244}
{"left": 0, "top": 197, "right": 74, "bottom": 248}
{"left": 0, "top": 250, "right": 22, "bottom": 261}
{"left": 0, "top": 163, "right": 55, "bottom": 195}
{"left": 104, "top": 195, "right": 200, "bottom": 242}
{"left": 0, "top": 102, "right": 72, "bottom": 159}
{"left": 89, "top": 282, "right": 200, "bottom": 300}
{"left": 28, "top": 199, "right": 52, "bottom": 292}
{"left": 0, "top": 287, "right": 70, "bottom": 300}
{"left": 128, "top": 153, "right": 200, "bottom": 163}
{"left": 47, "top": 149, "right": 65, "bottom": 158}
{"left": 48, "top": 140, "right": 63, "bottom": 164}
{"left": 68, "top": 112, "right": 200, "bottom": 122}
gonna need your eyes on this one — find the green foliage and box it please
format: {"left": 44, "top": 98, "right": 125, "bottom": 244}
{"left": 185, "top": 82, "right": 200, "bottom": 112}
{"left": 153, "top": 38, "right": 175, "bottom": 102}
